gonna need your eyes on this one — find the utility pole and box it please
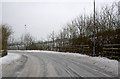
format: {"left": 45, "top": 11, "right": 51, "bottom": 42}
{"left": 93, "top": 0, "right": 96, "bottom": 56}
{"left": 118, "top": 1, "right": 120, "bottom": 27}
{"left": 24, "top": 24, "right": 27, "bottom": 50}
{"left": 84, "top": 8, "right": 86, "bottom": 28}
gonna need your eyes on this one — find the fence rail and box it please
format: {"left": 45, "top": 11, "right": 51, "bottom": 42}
{"left": 53, "top": 45, "right": 90, "bottom": 54}
{"left": 103, "top": 44, "right": 120, "bottom": 60}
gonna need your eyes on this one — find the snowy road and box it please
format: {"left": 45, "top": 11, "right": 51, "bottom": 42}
{"left": 2, "top": 50, "right": 118, "bottom": 78}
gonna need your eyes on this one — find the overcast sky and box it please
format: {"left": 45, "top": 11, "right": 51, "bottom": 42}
{"left": 1, "top": 0, "right": 119, "bottom": 42}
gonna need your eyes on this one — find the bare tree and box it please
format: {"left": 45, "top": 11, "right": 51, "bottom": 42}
{"left": 50, "top": 31, "right": 55, "bottom": 49}
{"left": 0, "top": 24, "right": 12, "bottom": 57}
{"left": 20, "top": 33, "right": 34, "bottom": 50}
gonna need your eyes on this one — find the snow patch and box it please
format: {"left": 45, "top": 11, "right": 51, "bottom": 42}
{"left": 0, "top": 53, "right": 21, "bottom": 64}
{"left": 90, "top": 56, "right": 118, "bottom": 75}
{"left": 0, "top": 53, "right": 22, "bottom": 78}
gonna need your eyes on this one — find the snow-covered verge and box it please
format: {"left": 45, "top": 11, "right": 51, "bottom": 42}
{"left": 0, "top": 53, "right": 22, "bottom": 78}
{"left": 89, "top": 56, "right": 118, "bottom": 75}
{"left": 0, "top": 53, "right": 21, "bottom": 64}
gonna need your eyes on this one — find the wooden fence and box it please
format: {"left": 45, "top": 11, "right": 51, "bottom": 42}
{"left": 103, "top": 44, "right": 120, "bottom": 60}
{"left": 53, "top": 45, "right": 90, "bottom": 54}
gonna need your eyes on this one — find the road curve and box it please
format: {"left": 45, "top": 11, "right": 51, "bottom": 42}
{"left": 2, "top": 51, "right": 117, "bottom": 78}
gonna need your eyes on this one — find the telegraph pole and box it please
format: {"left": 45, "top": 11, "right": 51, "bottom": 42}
{"left": 25, "top": 24, "right": 27, "bottom": 50}
{"left": 93, "top": 0, "right": 96, "bottom": 56}
{"left": 118, "top": 1, "right": 120, "bottom": 27}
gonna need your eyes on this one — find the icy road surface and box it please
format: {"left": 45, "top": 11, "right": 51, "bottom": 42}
{"left": 1, "top": 50, "right": 118, "bottom": 78}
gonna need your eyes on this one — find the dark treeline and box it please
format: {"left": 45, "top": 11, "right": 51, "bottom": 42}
{"left": 47, "top": 3, "right": 120, "bottom": 57}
